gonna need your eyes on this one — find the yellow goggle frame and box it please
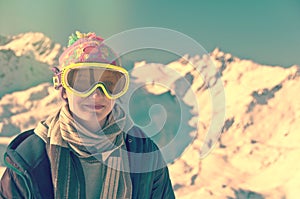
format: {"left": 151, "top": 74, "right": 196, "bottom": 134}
{"left": 53, "top": 63, "right": 130, "bottom": 99}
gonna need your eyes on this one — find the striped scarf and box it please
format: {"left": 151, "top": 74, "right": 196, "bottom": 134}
{"left": 34, "top": 104, "right": 133, "bottom": 199}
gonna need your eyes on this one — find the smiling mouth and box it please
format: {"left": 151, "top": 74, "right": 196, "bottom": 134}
{"left": 84, "top": 104, "right": 105, "bottom": 110}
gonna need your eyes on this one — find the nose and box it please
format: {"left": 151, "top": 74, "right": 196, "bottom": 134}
{"left": 91, "top": 87, "right": 105, "bottom": 98}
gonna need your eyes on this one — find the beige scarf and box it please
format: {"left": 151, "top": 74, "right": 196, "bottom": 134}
{"left": 34, "top": 103, "right": 133, "bottom": 199}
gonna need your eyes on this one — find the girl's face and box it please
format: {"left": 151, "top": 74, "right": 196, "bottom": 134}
{"left": 64, "top": 88, "right": 115, "bottom": 132}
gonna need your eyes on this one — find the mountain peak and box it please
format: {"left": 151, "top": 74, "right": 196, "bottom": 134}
{"left": 210, "top": 47, "right": 236, "bottom": 62}
{"left": 12, "top": 32, "right": 48, "bottom": 40}
{"left": 0, "top": 32, "right": 62, "bottom": 66}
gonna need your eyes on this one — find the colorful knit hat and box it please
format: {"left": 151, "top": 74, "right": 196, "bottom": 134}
{"left": 58, "top": 31, "right": 121, "bottom": 69}
{"left": 52, "top": 31, "right": 122, "bottom": 90}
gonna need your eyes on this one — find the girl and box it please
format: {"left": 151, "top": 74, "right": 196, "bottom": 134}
{"left": 0, "top": 31, "right": 175, "bottom": 199}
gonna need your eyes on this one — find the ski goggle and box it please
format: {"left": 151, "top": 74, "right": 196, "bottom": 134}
{"left": 53, "top": 63, "right": 130, "bottom": 99}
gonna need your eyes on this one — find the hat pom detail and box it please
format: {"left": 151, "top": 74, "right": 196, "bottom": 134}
{"left": 67, "top": 31, "right": 103, "bottom": 47}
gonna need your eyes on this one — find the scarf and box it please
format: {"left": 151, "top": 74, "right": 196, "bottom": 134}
{"left": 34, "top": 103, "right": 133, "bottom": 199}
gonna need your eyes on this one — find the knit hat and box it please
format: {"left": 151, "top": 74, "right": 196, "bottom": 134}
{"left": 58, "top": 31, "right": 121, "bottom": 69}
{"left": 52, "top": 31, "right": 122, "bottom": 91}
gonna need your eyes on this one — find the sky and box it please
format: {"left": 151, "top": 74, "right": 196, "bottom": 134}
{"left": 0, "top": 0, "right": 299, "bottom": 67}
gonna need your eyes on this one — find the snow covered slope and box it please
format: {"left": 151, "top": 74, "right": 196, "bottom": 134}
{"left": 0, "top": 32, "right": 63, "bottom": 97}
{"left": 0, "top": 32, "right": 62, "bottom": 66}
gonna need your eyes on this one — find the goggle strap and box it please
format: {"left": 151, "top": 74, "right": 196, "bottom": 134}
{"left": 51, "top": 66, "right": 60, "bottom": 75}
{"left": 52, "top": 67, "right": 62, "bottom": 90}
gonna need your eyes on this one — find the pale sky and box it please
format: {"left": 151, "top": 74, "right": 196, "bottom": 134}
{"left": 0, "top": 0, "right": 299, "bottom": 67}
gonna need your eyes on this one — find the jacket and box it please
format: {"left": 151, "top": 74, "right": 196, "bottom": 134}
{"left": 0, "top": 127, "right": 175, "bottom": 199}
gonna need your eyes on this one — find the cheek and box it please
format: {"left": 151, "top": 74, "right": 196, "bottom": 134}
{"left": 108, "top": 100, "right": 115, "bottom": 109}
{"left": 66, "top": 94, "right": 84, "bottom": 111}
{"left": 104, "top": 100, "right": 115, "bottom": 115}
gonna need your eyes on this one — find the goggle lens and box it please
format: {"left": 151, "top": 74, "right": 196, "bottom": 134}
{"left": 62, "top": 64, "right": 129, "bottom": 98}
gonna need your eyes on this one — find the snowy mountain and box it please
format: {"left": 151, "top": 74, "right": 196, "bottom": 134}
{"left": 166, "top": 49, "right": 300, "bottom": 199}
{"left": 0, "top": 83, "right": 62, "bottom": 136}
{"left": 0, "top": 32, "right": 63, "bottom": 66}
{"left": 0, "top": 32, "right": 300, "bottom": 199}
{"left": 0, "top": 32, "right": 63, "bottom": 97}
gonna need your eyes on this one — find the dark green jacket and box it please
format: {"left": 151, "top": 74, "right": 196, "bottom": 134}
{"left": 0, "top": 127, "right": 175, "bottom": 199}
